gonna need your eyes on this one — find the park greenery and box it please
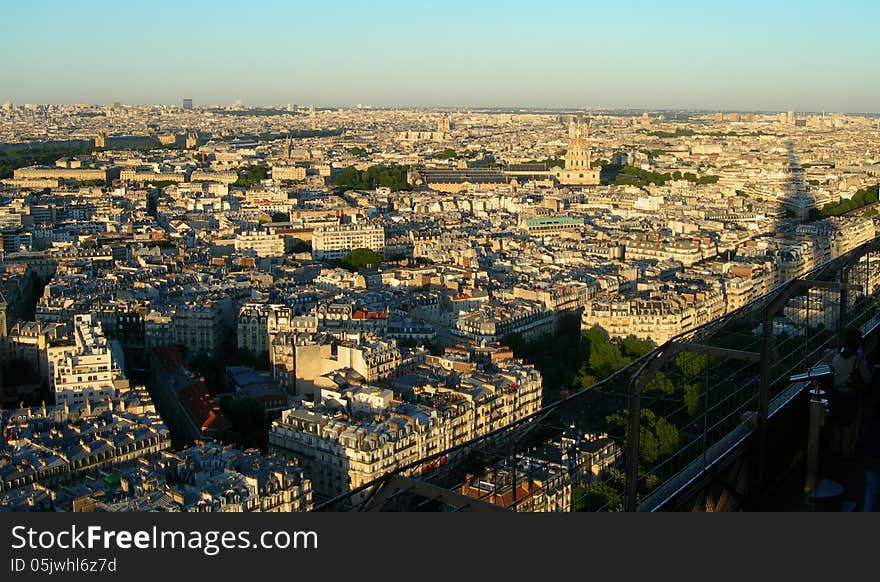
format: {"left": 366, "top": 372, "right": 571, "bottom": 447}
{"left": 607, "top": 164, "right": 720, "bottom": 188}
{"left": 818, "top": 184, "right": 879, "bottom": 218}
{"left": 331, "top": 164, "right": 411, "bottom": 191}
{"left": 606, "top": 409, "right": 680, "bottom": 465}
{"left": 573, "top": 470, "right": 625, "bottom": 511}
{"left": 502, "top": 318, "right": 657, "bottom": 401}
{"left": 0, "top": 138, "right": 189, "bottom": 179}
{"left": 338, "top": 248, "right": 383, "bottom": 271}
{"left": 433, "top": 148, "right": 460, "bottom": 160}
{"left": 642, "top": 128, "right": 775, "bottom": 139}
{"left": 640, "top": 149, "right": 666, "bottom": 158}
{"left": 233, "top": 164, "right": 269, "bottom": 187}
{"left": 0, "top": 143, "right": 95, "bottom": 178}
{"left": 503, "top": 320, "right": 727, "bottom": 508}
{"left": 346, "top": 146, "right": 367, "bottom": 157}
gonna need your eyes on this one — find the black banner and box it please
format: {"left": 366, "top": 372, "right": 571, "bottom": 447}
{"left": 0, "top": 512, "right": 876, "bottom": 581}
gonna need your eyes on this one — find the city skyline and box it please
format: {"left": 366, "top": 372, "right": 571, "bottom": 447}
{"left": 1, "top": 0, "right": 878, "bottom": 519}
{"left": 3, "top": 0, "right": 879, "bottom": 112}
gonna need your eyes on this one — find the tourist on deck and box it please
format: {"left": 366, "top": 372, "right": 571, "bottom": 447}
{"left": 828, "top": 328, "right": 873, "bottom": 458}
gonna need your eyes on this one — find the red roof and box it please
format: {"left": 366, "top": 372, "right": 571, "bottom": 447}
{"left": 179, "top": 381, "right": 232, "bottom": 434}
{"left": 352, "top": 308, "right": 388, "bottom": 320}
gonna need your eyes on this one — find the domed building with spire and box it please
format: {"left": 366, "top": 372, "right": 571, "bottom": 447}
{"left": 553, "top": 118, "right": 601, "bottom": 186}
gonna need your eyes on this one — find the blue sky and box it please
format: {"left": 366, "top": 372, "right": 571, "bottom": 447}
{"left": 2, "top": 0, "right": 877, "bottom": 111}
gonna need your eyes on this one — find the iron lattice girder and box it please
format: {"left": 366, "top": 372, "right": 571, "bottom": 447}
{"left": 362, "top": 474, "right": 510, "bottom": 512}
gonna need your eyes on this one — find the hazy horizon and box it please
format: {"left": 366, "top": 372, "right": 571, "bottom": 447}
{"left": 8, "top": 102, "right": 880, "bottom": 117}
{"left": 3, "top": 0, "right": 878, "bottom": 113}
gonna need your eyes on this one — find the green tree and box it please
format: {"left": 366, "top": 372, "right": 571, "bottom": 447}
{"left": 573, "top": 482, "right": 622, "bottom": 512}
{"left": 675, "top": 351, "right": 709, "bottom": 377}
{"left": 433, "top": 148, "right": 458, "bottom": 160}
{"left": 620, "top": 336, "right": 654, "bottom": 359}
{"left": 233, "top": 164, "right": 269, "bottom": 187}
{"left": 331, "top": 164, "right": 411, "bottom": 191}
{"left": 643, "top": 372, "right": 675, "bottom": 395}
{"left": 607, "top": 408, "right": 680, "bottom": 466}
{"left": 684, "top": 383, "right": 702, "bottom": 416}
{"left": 583, "top": 326, "right": 630, "bottom": 379}
{"left": 572, "top": 369, "right": 598, "bottom": 391}
{"left": 340, "top": 248, "right": 383, "bottom": 270}
{"left": 501, "top": 313, "right": 584, "bottom": 401}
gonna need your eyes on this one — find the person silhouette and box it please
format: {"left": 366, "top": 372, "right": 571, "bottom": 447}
{"left": 829, "top": 328, "right": 873, "bottom": 458}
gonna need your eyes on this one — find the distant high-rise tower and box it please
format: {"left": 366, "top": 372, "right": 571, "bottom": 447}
{"left": 183, "top": 98, "right": 193, "bottom": 110}
{"left": 94, "top": 133, "right": 105, "bottom": 148}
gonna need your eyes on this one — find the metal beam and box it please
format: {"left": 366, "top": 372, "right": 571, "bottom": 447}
{"left": 672, "top": 342, "right": 761, "bottom": 362}
{"left": 838, "top": 266, "right": 851, "bottom": 349}
{"left": 363, "top": 475, "right": 509, "bottom": 512}
{"left": 624, "top": 375, "right": 643, "bottom": 512}
{"left": 799, "top": 279, "right": 861, "bottom": 292}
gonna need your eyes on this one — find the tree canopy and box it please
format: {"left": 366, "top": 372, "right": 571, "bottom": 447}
{"left": 819, "top": 184, "right": 879, "bottom": 218}
{"left": 340, "top": 248, "right": 383, "bottom": 270}
{"left": 606, "top": 408, "right": 680, "bottom": 465}
{"left": 433, "top": 148, "right": 459, "bottom": 160}
{"left": 234, "top": 164, "right": 269, "bottom": 187}
{"left": 331, "top": 164, "right": 411, "bottom": 191}
{"left": 611, "top": 164, "right": 720, "bottom": 188}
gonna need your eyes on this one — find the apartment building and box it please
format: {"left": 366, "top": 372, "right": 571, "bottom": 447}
{"left": 234, "top": 230, "right": 285, "bottom": 257}
{"left": 269, "top": 349, "right": 542, "bottom": 502}
{"left": 171, "top": 301, "right": 224, "bottom": 357}
{"left": 51, "top": 314, "right": 124, "bottom": 407}
{"left": 311, "top": 224, "right": 385, "bottom": 261}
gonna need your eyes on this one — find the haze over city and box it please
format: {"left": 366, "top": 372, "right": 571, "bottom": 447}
{"left": 2, "top": 0, "right": 879, "bottom": 112}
